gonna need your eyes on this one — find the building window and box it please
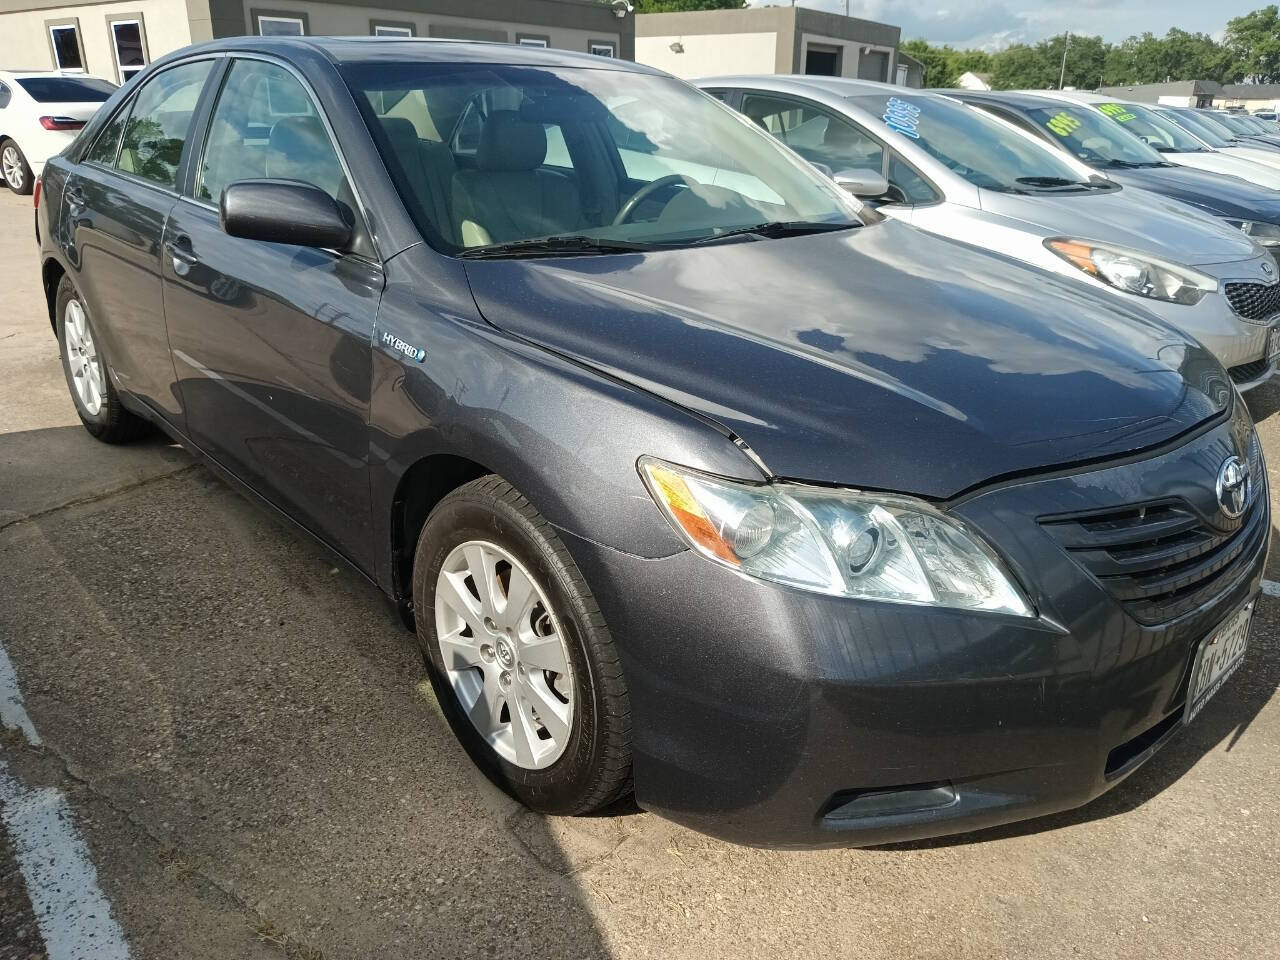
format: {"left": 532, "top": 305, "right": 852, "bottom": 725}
{"left": 372, "top": 22, "right": 414, "bottom": 37}
{"left": 109, "top": 17, "right": 148, "bottom": 84}
{"left": 589, "top": 41, "right": 616, "bottom": 58}
{"left": 256, "top": 14, "right": 305, "bottom": 36}
{"left": 48, "top": 22, "right": 85, "bottom": 71}
{"left": 517, "top": 34, "right": 549, "bottom": 48}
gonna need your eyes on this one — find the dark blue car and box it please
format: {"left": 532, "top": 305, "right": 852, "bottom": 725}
{"left": 35, "top": 38, "right": 1269, "bottom": 846}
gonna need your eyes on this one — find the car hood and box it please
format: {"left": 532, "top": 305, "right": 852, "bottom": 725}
{"left": 977, "top": 184, "right": 1259, "bottom": 265}
{"left": 463, "top": 221, "right": 1226, "bottom": 499}
{"left": 1104, "top": 164, "right": 1280, "bottom": 222}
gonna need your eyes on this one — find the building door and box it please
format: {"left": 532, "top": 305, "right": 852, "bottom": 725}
{"left": 804, "top": 45, "right": 841, "bottom": 76}
{"left": 858, "top": 50, "right": 889, "bottom": 81}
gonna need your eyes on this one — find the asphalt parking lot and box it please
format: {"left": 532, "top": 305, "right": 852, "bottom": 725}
{"left": 1, "top": 187, "right": 1279, "bottom": 960}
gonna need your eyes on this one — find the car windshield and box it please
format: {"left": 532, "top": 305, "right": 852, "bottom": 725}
{"left": 1091, "top": 101, "right": 1207, "bottom": 153}
{"left": 16, "top": 76, "right": 116, "bottom": 102}
{"left": 338, "top": 61, "right": 861, "bottom": 254}
{"left": 1023, "top": 103, "right": 1166, "bottom": 167}
{"left": 844, "top": 92, "right": 1089, "bottom": 191}
{"left": 1166, "top": 109, "right": 1235, "bottom": 147}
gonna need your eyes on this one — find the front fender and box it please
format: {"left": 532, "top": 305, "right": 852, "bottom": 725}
{"left": 369, "top": 247, "right": 765, "bottom": 594}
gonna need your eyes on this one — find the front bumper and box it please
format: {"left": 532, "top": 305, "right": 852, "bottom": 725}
{"left": 562, "top": 410, "right": 1268, "bottom": 847}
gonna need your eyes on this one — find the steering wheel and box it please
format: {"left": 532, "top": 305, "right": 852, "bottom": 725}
{"left": 613, "top": 174, "right": 701, "bottom": 226}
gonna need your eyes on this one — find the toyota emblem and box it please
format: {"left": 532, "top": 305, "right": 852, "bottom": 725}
{"left": 1216, "top": 456, "right": 1250, "bottom": 520}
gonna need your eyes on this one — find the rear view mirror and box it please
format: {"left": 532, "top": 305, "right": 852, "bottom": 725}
{"left": 833, "top": 168, "right": 890, "bottom": 198}
{"left": 220, "top": 179, "right": 352, "bottom": 249}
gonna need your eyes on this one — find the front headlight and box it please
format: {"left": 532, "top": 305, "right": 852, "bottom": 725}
{"left": 1045, "top": 238, "right": 1217, "bottom": 305}
{"left": 639, "top": 458, "right": 1033, "bottom": 616}
{"left": 1223, "top": 218, "right": 1280, "bottom": 247}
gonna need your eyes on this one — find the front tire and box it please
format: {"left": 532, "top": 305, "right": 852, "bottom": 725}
{"left": 56, "top": 275, "right": 149, "bottom": 443}
{"left": 413, "top": 475, "right": 632, "bottom": 815}
{"left": 1, "top": 139, "right": 32, "bottom": 195}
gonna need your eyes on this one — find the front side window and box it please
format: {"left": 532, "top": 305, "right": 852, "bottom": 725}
{"left": 342, "top": 61, "right": 859, "bottom": 253}
{"left": 742, "top": 94, "right": 885, "bottom": 175}
{"left": 116, "top": 59, "right": 214, "bottom": 188}
{"left": 1093, "top": 102, "right": 1205, "bottom": 154}
{"left": 49, "top": 24, "right": 84, "bottom": 71}
{"left": 198, "top": 59, "right": 345, "bottom": 204}
{"left": 110, "top": 19, "right": 148, "bottom": 84}
{"left": 1018, "top": 103, "right": 1164, "bottom": 169}
{"left": 257, "top": 15, "right": 304, "bottom": 36}
{"left": 848, "top": 93, "right": 1092, "bottom": 192}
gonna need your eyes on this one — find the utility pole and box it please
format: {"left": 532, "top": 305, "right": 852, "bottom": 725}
{"left": 1058, "top": 30, "right": 1071, "bottom": 89}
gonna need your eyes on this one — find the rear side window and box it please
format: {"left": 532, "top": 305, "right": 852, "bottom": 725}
{"left": 115, "top": 60, "right": 213, "bottom": 188}
{"left": 17, "top": 76, "right": 116, "bottom": 102}
{"left": 197, "top": 59, "right": 345, "bottom": 204}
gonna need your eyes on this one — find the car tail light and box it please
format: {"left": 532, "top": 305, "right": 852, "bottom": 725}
{"left": 33, "top": 176, "right": 41, "bottom": 209}
{"left": 38, "top": 116, "right": 86, "bottom": 131}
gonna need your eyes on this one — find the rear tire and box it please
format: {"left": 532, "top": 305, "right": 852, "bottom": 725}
{"left": 413, "top": 475, "right": 632, "bottom": 815}
{"left": 1, "top": 139, "right": 32, "bottom": 195}
{"left": 56, "top": 275, "right": 149, "bottom": 443}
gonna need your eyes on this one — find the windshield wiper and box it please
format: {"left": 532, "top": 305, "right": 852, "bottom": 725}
{"left": 457, "top": 235, "right": 657, "bottom": 260}
{"left": 1014, "top": 176, "right": 1111, "bottom": 190}
{"left": 690, "top": 220, "right": 860, "bottom": 245}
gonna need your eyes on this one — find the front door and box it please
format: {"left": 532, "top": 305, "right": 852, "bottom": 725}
{"left": 162, "top": 57, "right": 383, "bottom": 569}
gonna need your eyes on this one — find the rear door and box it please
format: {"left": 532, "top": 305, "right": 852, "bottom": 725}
{"left": 65, "top": 57, "right": 217, "bottom": 427}
{"left": 161, "top": 56, "right": 382, "bottom": 569}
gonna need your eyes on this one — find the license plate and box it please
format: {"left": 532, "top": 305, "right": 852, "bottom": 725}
{"left": 1185, "top": 602, "right": 1253, "bottom": 724}
{"left": 1268, "top": 325, "right": 1280, "bottom": 365}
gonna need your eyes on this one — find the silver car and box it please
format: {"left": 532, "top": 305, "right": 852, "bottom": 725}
{"left": 699, "top": 75, "right": 1280, "bottom": 389}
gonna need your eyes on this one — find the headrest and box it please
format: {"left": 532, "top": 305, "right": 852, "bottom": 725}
{"left": 379, "top": 115, "right": 419, "bottom": 153}
{"left": 476, "top": 110, "right": 548, "bottom": 172}
{"left": 269, "top": 115, "right": 327, "bottom": 154}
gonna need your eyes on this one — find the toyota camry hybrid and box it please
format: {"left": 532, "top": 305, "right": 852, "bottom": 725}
{"left": 35, "top": 38, "right": 1268, "bottom": 847}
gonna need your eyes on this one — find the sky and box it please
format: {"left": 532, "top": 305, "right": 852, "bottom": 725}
{"left": 746, "top": 0, "right": 1266, "bottom": 51}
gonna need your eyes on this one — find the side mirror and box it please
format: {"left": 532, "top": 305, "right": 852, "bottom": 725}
{"left": 833, "top": 168, "right": 890, "bottom": 198}
{"left": 220, "top": 179, "right": 352, "bottom": 249}
{"left": 810, "top": 161, "right": 835, "bottom": 178}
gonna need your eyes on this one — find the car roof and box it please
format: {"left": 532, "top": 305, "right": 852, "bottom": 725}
{"left": 696, "top": 74, "right": 922, "bottom": 99}
{"left": 943, "top": 89, "right": 1081, "bottom": 111}
{"left": 165, "top": 36, "right": 665, "bottom": 75}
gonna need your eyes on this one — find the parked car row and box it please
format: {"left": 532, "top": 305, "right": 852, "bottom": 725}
{"left": 700, "top": 76, "right": 1280, "bottom": 388}
{"left": 30, "top": 39, "right": 1271, "bottom": 848}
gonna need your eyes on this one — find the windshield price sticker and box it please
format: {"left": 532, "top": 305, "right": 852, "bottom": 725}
{"left": 1046, "top": 111, "right": 1082, "bottom": 137}
{"left": 883, "top": 97, "right": 922, "bottom": 139}
{"left": 1098, "top": 102, "right": 1138, "bottom": 123}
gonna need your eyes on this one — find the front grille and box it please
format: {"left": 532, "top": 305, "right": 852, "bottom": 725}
{"left": 1229, "top": 357, "right": 1271, "bottom": 384}
{"left": 1040, "top": 452, "right": 1266, "bottom": 625}
{"left": 1223, "top": 280, "right": 1280, "bottom": 321}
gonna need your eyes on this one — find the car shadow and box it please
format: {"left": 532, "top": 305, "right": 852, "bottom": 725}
{"left": 1245, "top": 379, "right": 1280, "bottom": 423}
{"left": 0, "top": 424, "right": 617, "bottom": 959}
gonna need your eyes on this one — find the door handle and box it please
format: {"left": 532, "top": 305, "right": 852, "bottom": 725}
{"left": 65, "top": 188, "right": 86, "bottom": 214}
{"left": 164, "top": 235, "right": 199, "bottom": 270}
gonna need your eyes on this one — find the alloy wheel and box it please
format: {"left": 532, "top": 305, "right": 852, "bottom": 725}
{"left": 1, "top": 146, "right": 22, "bottom": 191}
{"left": 434, "top": 540, "right": 575, "bottom": 770}
{"left": 63, "top": 299, "right": 104, "bottom": 415}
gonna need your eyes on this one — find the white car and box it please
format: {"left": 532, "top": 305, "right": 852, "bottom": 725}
{"left": 1030, "top": 90, "right": 1280, "bottom": 192}
{"left": 698, "top": 75, "right": 1280, "bottom": 388}
{"left": 0, "top": 70, "right": 115, "bottom": 194}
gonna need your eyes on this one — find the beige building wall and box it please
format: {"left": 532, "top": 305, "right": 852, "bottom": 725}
{"left": 634, "top": 32, "right": 777, "bottom": 79}
{"left": 0, "top": 0, "right": 190, "bottom": 82}
{"left": 235, "top": 0, "right": 621, "bottom": 57}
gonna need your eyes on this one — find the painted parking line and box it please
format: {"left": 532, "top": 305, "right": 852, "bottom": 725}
{"left": 0, "top": 644, "right": 132, "bottom": 960}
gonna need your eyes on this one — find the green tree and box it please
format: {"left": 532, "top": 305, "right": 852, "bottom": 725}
{"left": 1224, "top": 5, "right": 1280, "bottom": 81}
{"left": 633, "top": 0, "right": 746, "bottom": 12}
{"left": 900, "top": 39, "right": 991, "bottom": 88}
